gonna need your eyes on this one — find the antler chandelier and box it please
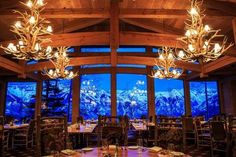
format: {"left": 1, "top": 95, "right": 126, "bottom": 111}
{"left": 150, "top": 47, "right": 182, "bottom": 79}
{"left": 0, "top": 0, "right": 53, "bottom": 60}
{"left": 177, "top": 0, "right": 233, "bottom": 63}
{"left": 43, "top": 47, "right": 77, "bottom": 79}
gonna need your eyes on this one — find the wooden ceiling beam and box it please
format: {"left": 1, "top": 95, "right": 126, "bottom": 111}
{"left": 0, "top": 32, "right": 183, "bottom": 48}
{"left": 0, "top": 56, "right": 24, "bottom": 74}
{"left": 54, "top": 18, "right": 107, "bottom": 33}
{"left": 203, "top": 56, "right": 236, "bottom": 74}
{"left": 25, "top": 55, "right": 201, "bottom": 73}
{"left": 0, "top": 8, "right": 232, "bottom": 19}
{"left": 204, "top": 0, "right": 236, "bottom": 16}
{"left": 121, "top": 18, "right": 184, "bottom": 35}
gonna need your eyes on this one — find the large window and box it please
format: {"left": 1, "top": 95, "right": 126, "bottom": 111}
{"left": 42, "top": 80, "right": 72, "bottom": 121}
{"left": 155, "top": 79, "right": 185, "bottom": 117}
{"left": 190, "top": 81, "right": 220, "bottom": 120}
{"left": 117, "top": 74, "right": 148, "bottom": 119}
{"left": 5, "top": 82, "right": 36, "bottom": 123}
{"left": 80, "top": 74, "right": 111, "bottom": 120}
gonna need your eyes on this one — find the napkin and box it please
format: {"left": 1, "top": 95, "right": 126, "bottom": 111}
{"left": 148, "top": 146, "right": 162, "bottom": 152}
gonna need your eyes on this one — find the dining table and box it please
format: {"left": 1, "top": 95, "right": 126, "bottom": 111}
{"left": 68, "top": 123, "right": 97, "bottom": 148}
{"left": 58, "top": 147, "right": 191, "bottom": 157}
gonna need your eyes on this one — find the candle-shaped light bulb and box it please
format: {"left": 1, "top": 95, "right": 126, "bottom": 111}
{"left": 29, "top": 16, "right": 36, "bottom": 24}
{"left": 214, "top": 43, "right": 221, "bottom": 53}
{"left": 46, "top": 46, "right": 52, "bottom": 53}
{"left": 19, "top": 40, "right": 24, "bottom": 46}
{"left": 49, "top": 69, "right": 53, "bottom": 75}
{"left": 159, "top": 54, "right": 164, "bottom": 60}
{"left": 204, "top": 25, "right": 210, "bottom": 32}
{"left": 178, "top": 50, "right": 185, "bottom": 58}
{"left": 173, "top": 69, "right": 177, "bottom": 75}
{"left": 168, "top": 53, "right": 173, "bottom": 60}
{"left": 7, "top": 43, "right": 16, "bottom": 51}
{"left": 188, "top": 44, "right": 195, "bottom": 52}
{"left": 54, "top": 52, "right": 59, "bottom": 58}
{"left": 190, "top": 7, "right": 198, "bottom": 16}
{"left": 46, "top": 25, "right": 53, "bottom": 33}
{"left": 65, "top": 70, "right": 69, "bottom": 75}
{"left": 36, "top": 0, "right": 44, "bottom": 6}
{"left": 34, "top": 43, "right": 41, "bottom": 51}
{"left": 26, "top": 0, "right": 33, "bottom": 8}
{"left": 15, "top": 21, "right": 22, "bottom": 28}
{"left": 185, "top": 30, "right": 191, "bottom": 37}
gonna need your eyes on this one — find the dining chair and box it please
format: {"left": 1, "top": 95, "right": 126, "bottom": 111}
{"left": 182, "top": 116, "right": 196, "bottom": 150}
{"left": 13, "top": 120, "right": 35, "bottom": 149}
{"left": 210, "top": 121, "right": 231, "bottom": 157}
{"left": 194, "top": 118, "right": 211, "bottom": 149}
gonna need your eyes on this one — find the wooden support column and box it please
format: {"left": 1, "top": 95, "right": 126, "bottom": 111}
{"left": 35, "top": 81, "right": 42, "bottom": 118}
{"left": 184, "top": 80, "right": 191, "bottom": 116}
{"left": 72, "top": 68, "right": 80, "bottom": 124}
{"left": 146, "top": 47, "right": 155, "bottom": 118}
{"left": 218, "top": 80, "right": 225, "bottom": 114}
{"left": 233, "top": 18, "right": 236, "bottom": 44}
{"left": 0, "top": 81, "right": 6, "bottom": 116}
{"left": 111, "top": 67, "right": 117, "bottom": 117}
{"left": 110, "top": 0, "right": 119, "bottom": 67}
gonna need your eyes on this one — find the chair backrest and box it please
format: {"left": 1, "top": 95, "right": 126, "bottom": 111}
{"left": 77, "top": 116, "right": 84, "bottom": 124}
{"left": 210, "top": 121, "right": 227, "bottom": 141}
{"left": 27, "top": 120, "right": 35, "bottom": 137}
{"left": 182, "top": 117, "right": 194, "bottom": 132}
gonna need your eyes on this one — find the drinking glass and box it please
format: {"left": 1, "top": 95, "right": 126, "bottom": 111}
{"left": 102, "top": 139, "right": 109, "bottom": 153}
{"left": 137, "top": 138, "right": 143, "bottom": 153}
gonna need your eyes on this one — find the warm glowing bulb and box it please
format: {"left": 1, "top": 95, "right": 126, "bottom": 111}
{"left": 46, "top": 26, "right": 53, "bottom": 33}
{"left": 190, "top": 8, "right": 198, "bottom": 16}
{"left": 36, "top": 0, "right": 44, "bottom": 6}
{"left": 63, "top": 52, "right": 67, "bottom": 57}
{"left": 188, "top": 44, "right": 195, "bottom": 52}
{"left": 204, "top": 25, "right": 210, "bottom": 32}
{"left": 54, "top": 52, "right": 59, "bottom": 58}
{"left": 214, "top": 43, "right": 221, "bottom": 53}
{"left": 34, "top": 43, "right": 41, "bottom": 51}
{"left": 164, "top": 70, "right": 168, "bottom": 75}
{"left": 29, "top": 16, "right": 36, "bottom": 24}
{"left": 7, "top": 43, "right": 16, "bottom": 51}
{"left": 18, "top": 40, "right": 24, "bottom": 46}
{"left": 173, "top": 70, "right": 177, "bottom": 75}
{"left": 185, "top": 30, "right": 191, "bottom": 37}
{"left": 15, "top": 21, "right": 22, "bottom": 28}
{"left": 65, "top": 70, "right": 69, "bottom": 75}
{"left": 26, "top": 0, "right": 33, "bottom": 8}
{"left": 178, "top": 50, "right": 185, "bottom": 58}
{"left": 69, "top": 71, "right": 74, "bottom": 78}
{"left": 49, "top": 69, "right": 53, "bottom": 75}
{"left": 159, "top": 54, "right": 164, "bottom": 60}
{"left": 168, "top": 53, "right": 173, "bottom": 60}
{"left": 46, "top": 46, "right": 52, "bottom": 53}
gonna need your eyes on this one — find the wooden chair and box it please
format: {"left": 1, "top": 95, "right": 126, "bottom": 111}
{"left": 13, "top": 120, "right": 35, "bottom": 149}
{"left": 194, "top": 118, "right": 211, "bottom": 148}
{"left": 3, "top": 130, "right": 9, "bottom": 150}
{"left": 210, "top": 121, "right": 231, "bottom": 157}
{"left": 182, "top": 116, "right": 196, "bottom": 149}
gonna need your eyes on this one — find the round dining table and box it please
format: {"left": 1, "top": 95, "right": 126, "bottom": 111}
{"left": 59, "top": 147, "right": 191, "bottom": 157}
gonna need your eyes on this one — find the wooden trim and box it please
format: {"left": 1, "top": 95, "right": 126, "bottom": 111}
{"left": 233, "top": 18, "right": 236, "bottom": 45}
{"left": 0, "top": 8, "right": 231, "bottom": 19}
{"left": 0, "top": 81, "right": 6, "bottom": 116}
{"left": 0, "top": 56, "right": 24, "bottom": 74}
{"left": 111, "top": 67, "right": 117, "bottom": 117}
{"left": 183, "top": 80, "right": 191, "bottom": 116}
{"left": 35, "top": 81, "right": 42, "bottom": 118}
{"left": 72, "top": 68, "right": 80, "bottom": 124}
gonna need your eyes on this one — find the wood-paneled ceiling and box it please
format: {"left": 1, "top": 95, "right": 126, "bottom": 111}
{"left": 0, "top": 0, "right": 236, "bottom": 81}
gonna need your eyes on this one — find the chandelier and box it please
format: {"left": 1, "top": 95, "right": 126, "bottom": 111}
{"left": 43, "top": 47, "right": 77, "bottom": 79}
{"left": 0, "top": 0, "right": 53, "bottom": 60}
{"left": 177, "top": 0, "right": 233, "bottom": 63}
{"left": 150, "top": 47, "right": 182, "bottom": 79}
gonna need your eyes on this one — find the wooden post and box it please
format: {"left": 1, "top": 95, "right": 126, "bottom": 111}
{"left": 72, "top": 69, "right": 80, "bottom": 124}
{"left": 218, "top": 80, "right": 225, "bottom": 114}
{"left": 184, "top": 80, "right": 191, "bottom": 116}
{"left": 146, "top": 47, "right": 155, "bottom": 118}
{"left": 0, "top": 116, "right": 4, "bottom": 157}
{"left": 111, "top": 67, "right": 117, "bottom": 117}
{"left": 35, "top": 115, "right": 41, "bottom": 157}
{"left": 0, "top": 81, "right": 7, "bottom": 117}
{"left": 35, "top": 81, "right": 42, "bottom": 118}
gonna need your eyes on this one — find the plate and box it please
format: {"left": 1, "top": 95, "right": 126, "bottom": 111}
{"left": 61, "top": 149, "right": 76, "bottom": 155}
{"left": 148, "top": 146, "right": 162, "bottom": 152}
{"left": 170, "top": 151, "right": 185, "bottom": 156}
{"left": 82, "top": 147, "right": 93, "bottom": 151}
{"left": 128, "top": 146, "right": 139, "bottom": 150}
